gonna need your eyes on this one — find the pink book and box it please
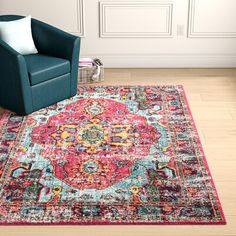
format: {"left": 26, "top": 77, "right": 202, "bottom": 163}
{"left": 79, "top": 58, "right": 94, "bottom": 67}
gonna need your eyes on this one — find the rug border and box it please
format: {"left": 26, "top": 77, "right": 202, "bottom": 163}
{"left": 0, "top": 220, "right": 227, "bottom": 226}
{"left": 0, "top": 85, "right": 226, "bottom": 226}
{"left": 179, "top": 85, "right": 226, "bottom": 225}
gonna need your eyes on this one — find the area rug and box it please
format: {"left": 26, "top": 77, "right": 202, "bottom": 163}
{"left": 0, "top": 85, "right": 225, "bottom": 225}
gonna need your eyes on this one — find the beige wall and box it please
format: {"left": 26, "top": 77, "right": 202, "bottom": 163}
{"left": 1, "top": 0, "right": 236, "bottom": 67}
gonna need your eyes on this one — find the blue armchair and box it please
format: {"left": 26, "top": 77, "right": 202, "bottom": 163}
{"left": 0, "top": 15, "right": 81, "bottom": 115}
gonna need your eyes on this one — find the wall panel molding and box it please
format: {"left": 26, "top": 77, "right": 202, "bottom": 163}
{"left": 0, "top": 0, "right": 86, "bottom": 37}
{"left": 188, "top": 0, "right": 236, "bottom": 38}
{"left": 73, "top": 0, "right": 85, "bottom": 37}
{"left": 99, "top": 1, "right": 174, "bottom": 38}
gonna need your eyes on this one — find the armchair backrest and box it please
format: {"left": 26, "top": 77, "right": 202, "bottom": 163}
{"left": 0, "top": 15, "right": 24, "bottom": 22}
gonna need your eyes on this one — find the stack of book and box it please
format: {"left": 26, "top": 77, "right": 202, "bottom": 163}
{"left": 79, "top": 58, "right": 94, "bottom": 67}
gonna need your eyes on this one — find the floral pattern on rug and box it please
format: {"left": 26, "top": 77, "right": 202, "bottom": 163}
{"left": 0, "top": 86, "right": 225, "bottom": 224}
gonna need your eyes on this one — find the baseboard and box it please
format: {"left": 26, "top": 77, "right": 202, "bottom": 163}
{"left": 81, "top": 53, "right": 236, "bottom": 68}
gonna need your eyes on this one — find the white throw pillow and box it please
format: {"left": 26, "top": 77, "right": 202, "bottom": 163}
{"left": 0, "top": 15, "right": 38, "bottom": 55}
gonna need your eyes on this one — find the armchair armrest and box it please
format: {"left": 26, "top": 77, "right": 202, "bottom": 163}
{"left": 0, "top": 39, "right": 33, "bottom": 115}
{"left": 32, "top": 19, "right": 81, "bottom": 95}
{"left": 0, "top": 38, "right": 20, "bottom": 56}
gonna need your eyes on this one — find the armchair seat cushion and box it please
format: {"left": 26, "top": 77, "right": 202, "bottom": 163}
{"left": 24, "top": 54, "right": 70, "bottom": 86}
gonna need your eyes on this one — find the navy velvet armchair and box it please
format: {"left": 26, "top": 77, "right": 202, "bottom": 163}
{"left": 0, "top": 15, "right": 81, "bottom": 115}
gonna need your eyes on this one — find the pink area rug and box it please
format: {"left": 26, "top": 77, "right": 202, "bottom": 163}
{"left": 0, "top": 85, "right": 225, "bottom": 225}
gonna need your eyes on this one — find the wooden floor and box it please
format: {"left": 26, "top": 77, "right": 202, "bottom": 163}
{"left": 0, "top": 68, "right": 236, "bottom": 236}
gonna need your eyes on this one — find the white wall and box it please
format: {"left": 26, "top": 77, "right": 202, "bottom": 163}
{"left": 1, "top": 0, "right": 236, "bottom": 68}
